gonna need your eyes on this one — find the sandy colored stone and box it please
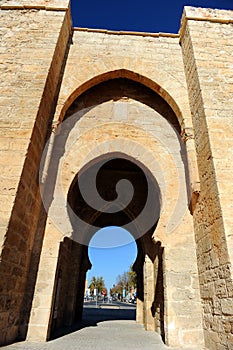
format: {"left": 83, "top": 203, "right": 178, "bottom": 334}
{"left": 0, "top": 3, "right": 232, "bottom": 350}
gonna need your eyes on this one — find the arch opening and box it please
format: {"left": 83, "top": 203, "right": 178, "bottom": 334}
{"left": 86, "top": 226, "right": 138, "bottom": 314}
{"left": 48, "top": 155, "right": 165, "bottom": 342}
{"left": 67, "top": 155, "right": 161, "bottom": 245}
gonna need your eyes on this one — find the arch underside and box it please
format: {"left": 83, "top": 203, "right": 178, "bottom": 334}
{"left": 63, "top": 77, "right": 181, "bottom": 133}
{"left": 59, "top": 69, "right": 185, "bottom": 129}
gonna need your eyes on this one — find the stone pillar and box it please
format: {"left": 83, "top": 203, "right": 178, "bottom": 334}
{"left": 152, "top": 244, "right": 165, "bottom": 341}
{"left": 181, "top": 127, "right": 200, "bottom": 214}
{"left": 155, "top": 213, "right": 205, "bottom": 347}
{"left": 134, "top": 249, "right": 144, "bottom": 325}
{"left": 180, "top": 6, "right": 233, "bottom": 349}
{"left": 144, "top": 255, "right": 155, "bottom": 331}
{"left": 136, "top": 299, "right": 144, "bottom": 324}
{"left": 64, "top": 241, "right": 85, "bottom": 326}
{"left": 26, "top": 222, "right": 62, "bottom": 341}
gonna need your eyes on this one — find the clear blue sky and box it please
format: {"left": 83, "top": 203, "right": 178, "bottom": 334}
{"left": 71, "top": 0, "right": 233, "bottom": 33}
{"left": 87, "top": 227, "right": 137, "bottom": 293}
{"left": 71, "top": 0, "right": 233, "bottom": 293}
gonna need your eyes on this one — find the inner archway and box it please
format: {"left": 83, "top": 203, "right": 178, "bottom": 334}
{"left": 48, "top": 154, "right": 163, "bottom": 341}
{"left": 67, "top": 155, "right": 161, "bottom": 245}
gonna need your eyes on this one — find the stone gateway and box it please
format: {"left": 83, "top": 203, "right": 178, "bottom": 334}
{"left": 0, "top": 1, "right": 232, "bottom": 349}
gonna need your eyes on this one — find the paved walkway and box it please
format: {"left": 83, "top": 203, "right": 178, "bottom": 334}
{"left": 1, "top": 305, "right": 201, "bottom": 350}
{"left": 3, "top": 321, "right": 171, "bottom": 350}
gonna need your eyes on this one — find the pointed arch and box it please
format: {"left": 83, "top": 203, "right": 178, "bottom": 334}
{"left": 59, "top": 69, "right": 184, "bottom": 128}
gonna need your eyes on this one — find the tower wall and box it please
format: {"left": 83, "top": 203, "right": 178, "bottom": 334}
{"left": 0, "top": 1, "right": 71, "bottom": 344}
{"left": 180, "top": 7, "right": 233, "bottom": 349}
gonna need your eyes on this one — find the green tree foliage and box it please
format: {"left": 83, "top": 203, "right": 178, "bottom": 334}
{"left": 110, "top": 265, "right": 137, "bottom": 296}
{"left": 128, "top": 265, "right": 137, "bottom": 286}
{"left": 89, "top": 276, "right": 107, "bottom": 295}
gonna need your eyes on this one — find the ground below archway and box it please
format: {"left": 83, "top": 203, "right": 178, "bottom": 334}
{"left": 0, "top": 304, "right": 201, "bottom": 350}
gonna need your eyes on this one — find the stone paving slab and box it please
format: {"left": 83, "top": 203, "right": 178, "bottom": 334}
{"left": 0, "top": 320, "right": 205, "bottom": 350}
{"left": 2, "top": 320, "right": 169, "bottom": 350}
{"left": 1, "top": 306, "right": 206, "bottom": 350}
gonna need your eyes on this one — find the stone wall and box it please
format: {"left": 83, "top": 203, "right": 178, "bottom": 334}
{"left": 0, "top": 1, "right": 71, "bottom": 344}
{"left": 180, "top": 6, "right": 233, "bottom": 350}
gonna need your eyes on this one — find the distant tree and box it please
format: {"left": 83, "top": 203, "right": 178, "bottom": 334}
{"left": 89, "top": 276, "right": 107, "bottom": 295}
{"left": 128, "top": 265, "right": 137, "bottom": 287}
{"left": 111, "top": 265, "right": 137, "bottom": 297}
